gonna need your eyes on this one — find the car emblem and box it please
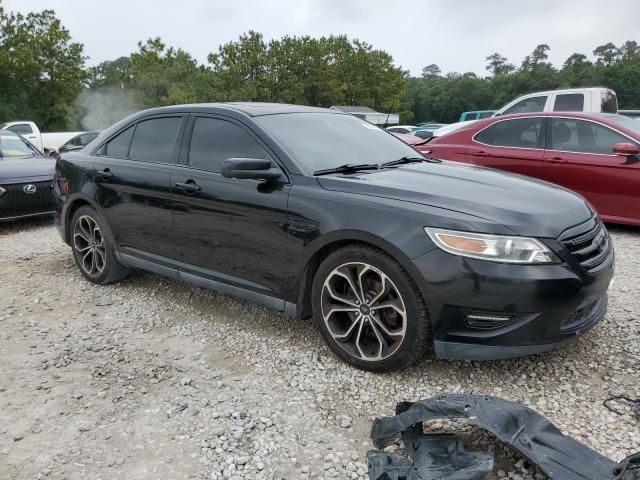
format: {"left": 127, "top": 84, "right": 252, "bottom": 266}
{"left": 23, "top": 184, "right": 37, "bottom": 194}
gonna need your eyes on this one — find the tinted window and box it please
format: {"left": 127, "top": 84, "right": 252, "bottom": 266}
{"left": 601, "top": 91, "right": 618, "bottom": 114}
{"left": 554, "top": 94, "right": 584, "bottom": 112}
{"left": 503, "top": 96, "right": 547, "bottom": 115}
{"left": 475, "top": 118, "right": 544, "bottom": 148}
{"left": 257, "top": 113, "right": 422, "bottom": 173}
{"left": 128, "top": 117, "right": 181, "bottom": 163}
{"left": 188, "top": 117, "right": 270, "bottom": 172}
{"left": 101, "top": 126, "right": 134, "bottom": 158}
{"left": 478, "top": 112, "right": 494, "bottom": 119}
{"left": 464, "top": 113, "right": 478, "bottom": 121}
{"left": 7, "top": 124, "right": 33, "bottom": 135}
{"left": 550, "top": 119, "right": 631, "bottom": 154}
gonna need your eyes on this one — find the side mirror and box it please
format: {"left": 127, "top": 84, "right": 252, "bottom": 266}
{"left": 612, "top": 142, "right": 640, "bottom": 156}
{"left": 221, "top": 158, "right": 284, "bottom": 181}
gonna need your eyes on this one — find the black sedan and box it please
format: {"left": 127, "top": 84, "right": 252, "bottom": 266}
{"left": 1, "top": 130, "right": 56, "bottom": 222}
{"left": 53, "top": 103, "right": 614, "bottom": 371}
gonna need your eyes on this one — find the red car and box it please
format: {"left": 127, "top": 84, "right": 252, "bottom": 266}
{"left": 425, "top": 112, "right": 640, "bottom": 226}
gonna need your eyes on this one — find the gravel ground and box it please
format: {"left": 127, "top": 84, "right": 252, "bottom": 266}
{"left": 0, "top": 218, "right": 639, "bottom": 480}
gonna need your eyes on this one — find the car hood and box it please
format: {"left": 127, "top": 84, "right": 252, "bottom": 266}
{"left": 0, "top": 156, "right": 55, "bottom": 183}
{"left": 317, "top": 161, "right": 592, "bottom": 238}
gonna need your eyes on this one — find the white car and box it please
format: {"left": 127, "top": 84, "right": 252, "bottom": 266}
{"left": 433, "top": 87, "right": 619, "bottom": 138}
{"left": 0, "top": 121, "right": 83, "bottom": 154}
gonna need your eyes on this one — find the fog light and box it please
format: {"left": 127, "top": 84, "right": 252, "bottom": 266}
{"left": 465, "top": 312, "right": 515, "bottom": 329}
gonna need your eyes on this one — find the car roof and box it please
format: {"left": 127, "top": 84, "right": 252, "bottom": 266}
{"left": 134, "top": 102, "right": 335, "bottom": 117}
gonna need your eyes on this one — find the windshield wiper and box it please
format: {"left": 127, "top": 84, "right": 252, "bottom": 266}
{"left": 381, "top": 156, "right": 439, "bottom": 168}
{"left": 313, "top": 163, "right": 379, "bottom": 176}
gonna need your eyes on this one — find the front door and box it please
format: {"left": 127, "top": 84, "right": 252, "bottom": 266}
{"left": 170, "top": 115, "right": 290, "bottom": 300}
{"left": 467, "top": 117, "right": 545, "bottom": 178}
{"left": 543, "top": 117, "right": 640, "bottom": 222}
{"left": 93, "top": 115, "right": 185, "bottom": 255}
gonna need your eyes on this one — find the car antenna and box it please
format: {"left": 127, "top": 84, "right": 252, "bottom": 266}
{"left": 383, "top": 100, "right": 395, "bottom": 130}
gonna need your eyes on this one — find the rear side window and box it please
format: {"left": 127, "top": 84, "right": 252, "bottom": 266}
{"left": 550, "top": 119, "right": 630, "bottom": 154}
{"left": 475, "top": 118, "right": 545, "bottom": 148}
{"left": 463, "top": 113, "right": 478, "bottom": 121}
{"left": 553, "top": 94, "right": 584, "bottom": 112}
{"left": 129, "top": 117, "right": 182, "bottom": 163}
{"left": 503, "top": 96, "right": 547, "bottom": 115}
{"left": 189, "top": 117, "right": 270, "bottom": 173}
{"left": 7, "top": 124, "right": 33, "bottom": 135}
{"left": 478, "top": 112, "right": 494, "bottom": 119}
{"left": 601, "top": 91, "right": 618, "bottom": 114}
{"left": 99, "top": 126, "right": 134, "bottom": 158}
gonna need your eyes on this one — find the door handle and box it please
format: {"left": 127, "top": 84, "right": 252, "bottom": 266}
{"left": 547, "top": 156, "right": 567, "bottom": 164}
{"left": 95, "top": 169, "right": 113, "bottom": 181}
{"left": 175, "top": 181, "right": 201, "bottom": 194}
{"left": 472, "top": 151, "right": 489, "bottom": 156}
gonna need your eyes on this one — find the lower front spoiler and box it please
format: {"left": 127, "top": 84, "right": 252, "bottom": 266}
{"left": 433, "top": 335, "right": 578, "bottom": 360}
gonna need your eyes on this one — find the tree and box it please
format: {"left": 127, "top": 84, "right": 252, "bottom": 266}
{"left": 593, "top": 42, "right": 620, "bottom": 65}
{"left": 0, "top": 7, "right": 86, "bottom": 130}
{"left": 421, "top": 64, "right": 441, "bottom": 78}
{"left": 485, "top": 53, "right": 514, "bottom": 76}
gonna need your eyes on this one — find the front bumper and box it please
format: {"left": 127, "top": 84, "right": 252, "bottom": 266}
{"left": 402, "top": 239, "right": 614, "bottom": 361}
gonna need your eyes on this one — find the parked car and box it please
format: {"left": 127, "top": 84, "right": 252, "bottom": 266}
{"left": 432, "top": 88, "right": 619, "bottom": 140}
{"left": 427, "top": 112, "right": 640, "bottom": 226}
{"left": 0, "top": 120, "right": 83, "bottom": 154}
{"left": 56, "top": 131, "right": 101, "bottom": 156}
{"left": 0, "top": 130, "right": 56, "bottom": 222}
{"left": 460, "top": 111, "right": 496, "bottom": 121}
{"left": 385, "top": 125, "right": 417, "bottom": 135}
{"left": 54, "top": 103, "right": 613, "bottom": 371}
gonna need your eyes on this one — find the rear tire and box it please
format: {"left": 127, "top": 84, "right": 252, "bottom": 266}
{"left": 70, "top": 206, "right": 130, "bottom": 284}
{"left": 311, "top": 244, "right": 430, "bottom": 372}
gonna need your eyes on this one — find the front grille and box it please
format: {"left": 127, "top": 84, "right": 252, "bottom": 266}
{"left": 560, "top": 295, "right": 607, "bottom": 332}
{"left": 0, "top": 180, "right": 55, "bottom": 220}
{"left": 559, "top": 219, "right": 612, "bottom": 273}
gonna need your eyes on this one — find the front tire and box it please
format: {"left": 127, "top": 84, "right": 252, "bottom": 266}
{"left": 311, "top": 244, "right": 430, "bottom": 372}
{"left": 70, "top": 206, "right": 129, "bottom": 284}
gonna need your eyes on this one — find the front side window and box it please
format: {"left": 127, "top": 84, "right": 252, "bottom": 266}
{"left": 503, "top": 96, "right": 547, "bottom": 115}
{"left": 0, "top": 134, "right": 36, "bottom": 157}
{"left": 129, "top": 117, "right": 182, "bottom": 163}
{"left": 257, "top": 113, "right": 422, "bottom": 173}
{"left": 475, "top": 118, "right": 544, "bottom": 148}
{"left": 7, "top": 123, "right": 34, "bottom": 135}
{"left": 550, "top": 119, "right": 631, "bottom": 154}
{"left": 553, "top": 94, "right": 584, "bottom": 112}
{"left": 189, "top": 117, "right": 270, "bottom": 173}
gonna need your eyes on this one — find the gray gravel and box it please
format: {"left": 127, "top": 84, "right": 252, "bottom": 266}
{"left": 0, "top": 218, "right": 638, "bottom": 480}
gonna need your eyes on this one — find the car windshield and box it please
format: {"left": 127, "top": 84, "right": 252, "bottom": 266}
{"left": 256, "top": 113, "right": 423, "bottom": 173}
{"left": 0, "top": 134, "right": 36, "bottom": 158}
{"left": 608, "top": 115, "right": 640, "bottom": 136}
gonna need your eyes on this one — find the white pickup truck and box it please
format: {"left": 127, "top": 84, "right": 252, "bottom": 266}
{"left": 434, "top": 87, "right": 619, "bottom": 138}
{"left": 0, "top": 121, "right": 83, "bottom": 155}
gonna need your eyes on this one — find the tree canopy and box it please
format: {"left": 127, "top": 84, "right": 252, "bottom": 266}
{"left": 1, "top": 4, "right": 640, "bottom": 130}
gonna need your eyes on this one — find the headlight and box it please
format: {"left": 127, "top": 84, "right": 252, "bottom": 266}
{"left": 425, "top": 227, "right": 559, "bottom": 264}
{"left": 0, "top": 186, "right": 6, "bottom": 197}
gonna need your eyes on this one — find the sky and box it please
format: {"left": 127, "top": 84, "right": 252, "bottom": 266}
{"left": 4, "top": 0, "right": 640, "bottom": 76}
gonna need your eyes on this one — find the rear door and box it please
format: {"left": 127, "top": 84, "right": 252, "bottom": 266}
{"left": 170, "top": 115, "right": 290, "bottom": 301}
{"left": 92, "top": 115, "right": 185, "bottom": 256}
{"left": 543, "top": 117, "right": 640, "bottom": 221}
{"left": 467, "top": 117, "right": 546, "bottom": 178}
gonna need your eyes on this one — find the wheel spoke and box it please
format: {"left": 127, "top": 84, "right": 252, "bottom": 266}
{"left": 332, "top": 314, "right": 362, "bottom": 340}
{"left": 367, "top": 318, "right": 387, "bottom": 359}
{"left": 334, "top": 266, "right": 363, "bottom": 303}
{"left": 368, "top": 274, "right": 389, "bottom": 305}
{"left": 371, "top": 315, "right": 405, "bottom": 338}
{"left": 371, "top": 301, "right": 405, "bottom": 315}
{"left": 325, "top": 284, "right": 358, "bottom": 307}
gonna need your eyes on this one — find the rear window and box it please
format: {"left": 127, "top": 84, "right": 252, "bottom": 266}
{"left": 554, "top": 94, "right": 584, "bottom": 112}
{"left": 601, "top": 91, "right": 618, "bottom": 114}
{"left": 503, "top": 96, "right": 547, "bottom": 115}
{"left": 129, "top": 117, "right": 182, "bottom": 163}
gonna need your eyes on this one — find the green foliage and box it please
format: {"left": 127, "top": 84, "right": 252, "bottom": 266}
{"left": 0, "top": 4, "right": 86, "bottom": 130}
{"left": 2, "top": 2, "right": 640, "bottom": 130}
